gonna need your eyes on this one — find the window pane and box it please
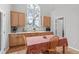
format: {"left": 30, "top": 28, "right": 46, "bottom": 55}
{"left": 27, "top": 4, "right": 40, "bottom": 30}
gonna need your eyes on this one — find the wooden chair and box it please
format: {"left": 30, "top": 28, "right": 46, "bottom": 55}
{"left": 58, "top": 37, "right": 68, "bottom": 54}
{"left": 48, "top": 36, "right": 59, "bottom": 54}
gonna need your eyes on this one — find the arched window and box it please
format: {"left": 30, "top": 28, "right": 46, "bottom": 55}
{"left": 27, "top": 4, "right": 40, "bottom": 28}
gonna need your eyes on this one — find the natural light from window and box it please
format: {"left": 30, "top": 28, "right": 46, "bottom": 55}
{"left": 27, "top": 4, "right": 40, "bottom": 28}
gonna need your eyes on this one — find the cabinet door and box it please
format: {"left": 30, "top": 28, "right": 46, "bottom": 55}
{"left": 18, "top": 13, "right": 25, "bottom": 27}
{"left": 17, "top": 35, "right": 25, "bottom": 45}
{"left": 9, "top": 35, "right": 18, "bottom": 47}
{"left": 43, "top": 16, "right": 51, "bottom": 27}
{"left": 11, "top": 12, "right": 18, "bottom": 26}
{"left": 9, "top": 34, "right": 25, "bottom": 47}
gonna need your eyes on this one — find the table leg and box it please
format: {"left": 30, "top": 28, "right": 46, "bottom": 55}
{"left": 63, "top": 45, "right": 65, "bottom": 54}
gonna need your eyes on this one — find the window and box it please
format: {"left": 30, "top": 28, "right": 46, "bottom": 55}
{"left": 27, "top": 4, "right": 40, "bottom": 27}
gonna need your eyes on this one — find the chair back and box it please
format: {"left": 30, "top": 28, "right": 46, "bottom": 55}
{"left": 50, "top": 36, "right": 59, "bottom": 49}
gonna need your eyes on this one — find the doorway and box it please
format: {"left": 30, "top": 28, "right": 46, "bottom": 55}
{"left": 55, "top": 17, "right": 64, "bottom": 37}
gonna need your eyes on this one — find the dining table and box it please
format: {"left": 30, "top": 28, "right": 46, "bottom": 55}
{"left": 25, "top": 35, "right": 68, "bottom": 54}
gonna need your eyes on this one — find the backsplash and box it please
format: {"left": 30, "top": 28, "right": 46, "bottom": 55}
{"left": 11, "top": 25, "right": 46, "bottom": 32}
{"left": 17, "top": 27, "right": 24, "bottom": 32}
{"left": 24, "top": 24, "right": 46, "bottom": 32}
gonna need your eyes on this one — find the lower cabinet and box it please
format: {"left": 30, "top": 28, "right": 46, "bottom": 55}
{"left": 9, "top": 32, "right": 53, "bottom": 47}
{"left": 9, "top": 34, "right": 25, "bottom": 47}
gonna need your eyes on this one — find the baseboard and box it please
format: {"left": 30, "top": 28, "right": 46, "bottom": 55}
{"left": 69, "top": 46, "right": 79, "bottom": 52}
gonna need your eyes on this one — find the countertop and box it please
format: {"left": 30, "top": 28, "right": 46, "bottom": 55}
{"left": 9, "top": 31, "right": 51, "bottom": 34}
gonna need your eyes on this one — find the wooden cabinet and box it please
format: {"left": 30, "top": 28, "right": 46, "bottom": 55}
{"left": 18, "top": 13, "right": 25, "bottom": 27}
{"left": 9, "top": 34, "right": 25, "bottom": 47}
{"left": 9, "top": 34, "right": 18, "bottom": 47}
{"left": 43, "top": 16, "right": 51, "bottom": 27}
{"left": 11, "top": 12, "right": 18, "bottom": 26}
{"left": 11, "top": 11, "right": 25, "bottom": 27}
{"left": 9, "top": 32, "right": 53, "bottom": 47}
{"left": 17, "top": 35, "right": 25, "bottom": 45}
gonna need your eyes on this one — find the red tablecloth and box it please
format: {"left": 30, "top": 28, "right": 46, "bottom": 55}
{"left": 26, "top": 35, "right": 68, "bottom": 54}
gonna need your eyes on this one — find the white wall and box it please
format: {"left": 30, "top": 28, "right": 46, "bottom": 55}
{"left": 0, "top": 4, "right": 11, "bottom": 53}
{"left": 11, "top": 4, "right": 54, "bottom": 16}
{"left": 39, "top": 4, "right": 55, "bottom": 16}
{"left": 51, "top": 4, "right": 79, "bottom": 50}
{"left": 11, "top": 4, "right": 27, "bottom": 12}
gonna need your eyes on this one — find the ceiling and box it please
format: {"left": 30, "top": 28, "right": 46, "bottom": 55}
{"left": 11, "top": 4, "right": 56, "bottom": 16}
{"left": 11, "top": 4, "right": 79, "bottom": 16}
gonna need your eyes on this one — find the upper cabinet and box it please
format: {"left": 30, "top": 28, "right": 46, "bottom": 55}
{"left": 43, "top": 16, "right": 51, "bottom": 28}
{"left": 18, "top": 13, "right": 25, "bottom": 27}
{"left": 11, "top": 11, "right": 25, "bottom": 27}
{"left": 11, "top": 11, "right": 18, "bottom": 26}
